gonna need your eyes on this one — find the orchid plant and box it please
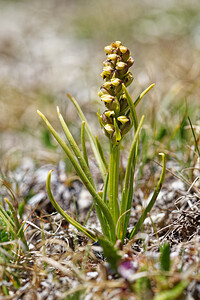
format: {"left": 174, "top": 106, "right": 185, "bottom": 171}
{"left": 37, "top": 41, "right": 166, "bottom": 245}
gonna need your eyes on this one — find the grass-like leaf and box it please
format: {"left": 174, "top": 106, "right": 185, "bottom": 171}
{"left": 57, "top": 107, "right": 95, "bottom": 188}
{"left": 67, "top": 94, "right": 108, "bottom": 181}
{"left": 81, "top": 121, "right": 89, "bottom": 167}
{"left": 154, "top": 280, "right": 189, "bottom": 300}
{"left": 38, "top": 110, "right": 116, "bottom": 242}
{"left": 95, "top": 136, "right": 108, "bottom": 170}
{"left": 119, "top": 115, "right": 144, "bottom": 239}
{"left": 47, "top": 170, "right": 97, "bottom": 241}
{"left": 98, "top": 235, "right": 122, "bottom": 272}
{"left": 160, "top": 243, "right": 171, "bottom": 272}
{"left": 134, "top": 83, "right": 155, "bottom": 107}
{"left": 122, "top": 84, "right": 138, "bottom": 131}
{"left": 188, "top": 116, "right": 200, "bottom": 158}
{"left": 129, "top": 153, "right": 166, "bottom": 239}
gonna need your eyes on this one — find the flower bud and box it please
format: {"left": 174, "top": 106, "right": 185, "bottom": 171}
{"left": 101, "top": 94, "right": 119, "bottom": 112}
{"left": 119, "top": 46, "right": 130, "bottom": 61}
{"left": 99, "top": 86, "right": 110, "bottom": 97}
{"left": 101, "top": 94, "right": 115, "bottom": 103}
{"left": 120, "top": 117, "right": 131, "bottom": 136}
{"left": 104, "top": 45, "right": 114, "bottom": 54}
{"left": 126, "top": 57, "right": 134, "bottom": 68}
{"left": 105, "top": 110, "right": 115, "bottom": 118}
{"left": 116, "top": 62, "right": 127, "bottom": 70}
{"left": 117, "top": 116, "right": 130, "bottom": 124}
{"left": 102, "top": 79, "right": 122, "bottom": 96}
{"left": 101, "top": 66, "right": 114, "bottom": 79}
{"left": 110, "top": 78, "right": 122, "bottom": 95}
{"left": 119, "top": 94, "right": 128, "bottom": 112}
{"left": 104, "top": 124, "right": 115, "bottom": 135}
{"left": 114, "top": 41, "right": 122, "bottom": 48}
{"left": 107, "top": 54, "right": 118, "bottom": 61}
{"left": 101, "top": 111, "right": 114, "bottom": 125}
{"left": 123, "top": 72, "right": 134, "bottom": 87}
{"left": 116, "top": 62, "right": 128, "bottom": 75}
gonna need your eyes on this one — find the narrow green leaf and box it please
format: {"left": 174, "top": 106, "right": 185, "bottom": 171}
{"left": 129, "top": 153, "right": 166, "bottom": 239}
{"left": 98, "top": 235, "right": 122, "bottom": 272}
{"left": 103, "top": 172, "right": 109, "bottom": 205}
{"left": 188, "top": 116, "right": 200, "bottom": 158}
{"left": 81, "top": 121, "right": 89, "bottom": 167}
{"left": 134, "top": 83, "right": 155, "bottom": 107}
{"left": 120, "top": 116, "right": 144, "bottom": 216}
{"left": 122, "top": 84, "right": 138, "bottom": 132}
{"left": 3, "top": 198, "right": 15, "bottom": 216}
{"left": 4, "top": 198, "right": 29, "bottom": 251}
{"left": 67, "top": 94, "right": 107, "bottom": 181}
{"left": 0, "top": 206, "right": 15, "bottom": 232}
{"left": 57, "top": 107, "right": 95, "bottom": 188}
{"left": 121, "top": 167, "right": 134, "bottom": 240}
{"left": 160, "top": 242, "right": 171, "bottom": 272}
{"left": 47, "top": 170, "right": 97, "bottom": 241}
{"left": 154, "top": 280, "right": 189, "bottom": 300}
{"left": 38, "top": 110, "right": 116, "bottom": 241}
{"left": 95, "top": 136, "right": 108, "bottom": 170}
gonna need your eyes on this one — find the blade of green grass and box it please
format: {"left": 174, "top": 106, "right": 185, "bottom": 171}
{"left": 4, "top": 198, "right": 29, "bottom": 251}
{"left": 188, "top": 116, "right": 200, "bottom": 158}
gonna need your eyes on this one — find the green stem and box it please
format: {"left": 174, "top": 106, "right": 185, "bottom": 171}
{"left": 109, "top": 142, "right": 120, "bottom": 226}
{"left": 129, "top": 153, "right": 166, "bottom": 239}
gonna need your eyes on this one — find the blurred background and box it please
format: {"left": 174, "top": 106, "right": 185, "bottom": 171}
{"left": 0, "top": 0, "right": 200, "bottom": 171}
